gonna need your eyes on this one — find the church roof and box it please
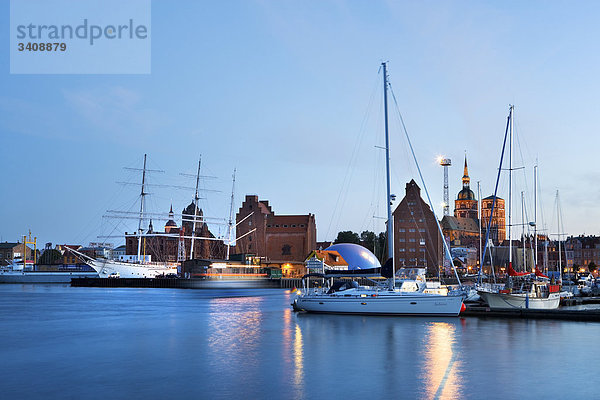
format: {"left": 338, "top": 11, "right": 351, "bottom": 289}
{"left": 457, "top": 188, "right": 476, "bottom": 200}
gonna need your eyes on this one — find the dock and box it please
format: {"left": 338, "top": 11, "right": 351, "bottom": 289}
{"left": 71, "top": 277, "right": 282, "bottom": 289}
{"left": 462, "top": 304, "right": 600, "bottom": 322}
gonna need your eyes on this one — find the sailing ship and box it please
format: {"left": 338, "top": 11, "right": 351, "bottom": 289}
{"left": 477, "top": 105, "right": 560, "bottom": 310}
{"left": 292, "top": 62, "right": 465, "bottom": 316}
{"left": 68, "top": 155, "right": 230, "bottom": 279}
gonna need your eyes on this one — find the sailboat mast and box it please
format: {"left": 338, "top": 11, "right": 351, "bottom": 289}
{"left": 534, "top": 165, "right": 538, "bottom": 267}
{"left": 189, "top": 157, "right": 202, "bottom": 259}
{"left": 557, "top": 190, "right": 562, "bottom": 281}
{"left": 508, "top": 105, "right": 514, "bottom": 269}
{"left": 521, "top": 191, "right": 526, "bottom": 271}
{"left": 382, "top": 62, "right": 394, "bottom": 288}
{"left": 137, "top": 154, "right": 147, "bottom": 262}
{"left": 226, "top": 168, "right": 236, "bottom": 260}
{"left": 478, "top": 182, "right": 483, "bottom": 276}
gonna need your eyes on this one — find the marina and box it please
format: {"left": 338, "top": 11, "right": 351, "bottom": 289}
{"left": 1, "top": 284, "right": 599, "bottom": 400}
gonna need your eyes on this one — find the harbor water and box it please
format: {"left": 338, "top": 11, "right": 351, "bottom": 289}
{"left": 1, "top": 285, "right": 599, "bottom": 399}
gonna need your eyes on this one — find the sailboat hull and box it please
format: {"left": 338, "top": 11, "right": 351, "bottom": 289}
{"left": 478, "top": 291, "right": 560, "bottom": 310}
{"left": 294, "top": 292, "right": 464, "bottom": 316}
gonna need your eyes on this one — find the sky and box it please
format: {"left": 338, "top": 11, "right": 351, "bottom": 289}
{"left": 2, "top": 0, "right": 600, "bottom": 247}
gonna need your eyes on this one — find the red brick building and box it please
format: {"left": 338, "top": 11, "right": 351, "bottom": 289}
{"left": 234, "top": 195, "right": 317, "bottom": 275}
{"left": 392, "top": 180, "right": 443, "bottom": 276}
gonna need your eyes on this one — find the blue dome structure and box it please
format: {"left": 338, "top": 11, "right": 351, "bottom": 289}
{"left": 325, "top": 243, "right": 381, "bottom": 270}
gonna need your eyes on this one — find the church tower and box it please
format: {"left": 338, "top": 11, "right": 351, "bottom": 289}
{"left": 454, "top": 156, "right": 478, "bottom": 219}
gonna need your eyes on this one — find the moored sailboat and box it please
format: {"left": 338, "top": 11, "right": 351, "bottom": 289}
{"left": 292, "top": 62, "right": 465, "bottom": 316}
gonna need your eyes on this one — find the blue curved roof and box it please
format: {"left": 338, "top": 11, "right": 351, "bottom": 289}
{"left": 325, "top": 243, "right": 381, "bottom": 270}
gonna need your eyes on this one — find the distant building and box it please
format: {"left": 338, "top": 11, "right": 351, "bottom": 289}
{"left": 481, "top": 195, "right": 506, "bottom": 245}
{"left": 126, "top": 203, "right": 224, "bottom": 262}
{"left": 441, "top": 156, "right": 479, "bottom": 249}
{"left": 234, "top": 195, "right": 317, "bottom": 276}
{"left": 0, "top": 242, "right": 33, "bottom": 265}
{"left": 392, "top": 180, "right": 443, "bottom": 276}
{"left": 565, "top": 235, "right": 600, "bottom": 272}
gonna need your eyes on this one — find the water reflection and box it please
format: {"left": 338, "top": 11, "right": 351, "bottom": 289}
{"left": 282, "top": 308, "right": 305, "bottom": 399}
{"left": 207, "top": 296, "right": 263, "bottom": 376}
{"left": 421, "top": 322, "right": 463, "bottom": 400}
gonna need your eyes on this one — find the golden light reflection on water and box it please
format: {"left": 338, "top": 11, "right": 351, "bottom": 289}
{"left": 422, "top": 322, "right": 463, "bottom": 400}
{"left": 207, "top": 297, "right": 263, "bottom": 366}
{"left": 282, "top": 307, "right": 304, "bottom": 398}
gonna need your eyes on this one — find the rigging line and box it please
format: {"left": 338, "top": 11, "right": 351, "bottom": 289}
{"left": 478, "top": 110, "right": 510, "bottom": 285}
{"left": 388, "top": 83, "right": 461, "bottom": 286}
{"left": 325, "top": 69, "right": 381, "bottom": 239}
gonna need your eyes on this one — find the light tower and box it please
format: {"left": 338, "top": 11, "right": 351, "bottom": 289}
{"left": 439, "top": 158, "right": 452, "bottom": 216}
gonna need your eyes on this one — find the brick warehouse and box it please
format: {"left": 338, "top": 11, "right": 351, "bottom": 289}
{"left": 234, "top": 195, "right": 317, "bottom": 276}
{"left": 392, "top": 180, "right": 443, "bottom": 276}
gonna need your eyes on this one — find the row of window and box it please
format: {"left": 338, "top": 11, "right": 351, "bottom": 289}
{"left": 398, "top": 238, "right": 426, "bottom": 245}
{"left": 397, "top": 218, "right": 425, "bottom": 223}
{"left": 398, "top": 228, "right": 426, "bottom": 233}
{"left": 398, "top": 258, "right": 427, "bottom": 262}
{"left": 266, "top": 224, "right": 306, "bottom": 228}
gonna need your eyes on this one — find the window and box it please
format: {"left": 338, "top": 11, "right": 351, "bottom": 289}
{"left": 292, "top": 224, "right": 296, "bottom": 227}
{"left": 399, "top": 238, "right": 405, "bottom": 242}
{"left": 409, "top": 228, "right": 415, "bottom": 232}
{"left": 283, "top": 225, "right": 288, "bottom": 228}
{"left": 409, "top": 248, "right": 416, "bottom": 252}
{"left": 300, "top": 224, "right": 305, "bottom": 227}
{"left": 420, "top": 239, "right": 426, "bottom": 246}
{"left": 267, "top": 224, "right": 272, "bottom": 228}
{"left": 248, "top": 220, "right": 252, "bottom": 226}
{"left": 419, "top": 229, "right": 425, "bottom": 233}
{"left": 275, "top": 224, "right": 280, "bottom": 227}
{"left": 399, "top": 228, "right": 406, "bottom": 233}
{"left": 409, "top": 238, "right": 416, "bottom": 242}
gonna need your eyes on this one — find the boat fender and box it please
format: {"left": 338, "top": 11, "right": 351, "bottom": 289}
{"left": 460, "top": 303, "right": 466, "bottom": 313}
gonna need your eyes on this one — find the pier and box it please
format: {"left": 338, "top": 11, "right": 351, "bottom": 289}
{"left": 462, "top": 303, "right": 600, "bottom": 322}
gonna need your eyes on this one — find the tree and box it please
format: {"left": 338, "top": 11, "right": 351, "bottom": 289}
{"left": 39, "top": 249, "right": 62, "bottom": 265}
{"left": 588, "top": 262, "right": 597, "bottom": 273}
{"left": 360, "top": 231, "right": 376, "bottom": 253}
{"left": 334, "top": 231, "right": 360, "bottom": 244}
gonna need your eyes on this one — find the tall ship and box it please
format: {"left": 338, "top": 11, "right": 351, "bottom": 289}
{"left": 69, "top": 155, "right": 233, "bottom": 279}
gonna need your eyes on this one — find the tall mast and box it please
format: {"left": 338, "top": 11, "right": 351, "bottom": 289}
{"left": 382, "top": 62, "right": 394, "bottom": 289}
{"left": 521, "top": 191, "right": 526, "bottom": 271}
{"left": 508, "top": 105, "right": 514, "bottom": 270}
{"left": 557, "top": 190, "right": 562, "bottom": 282}
{"left": 478, "top": 181, "right": 483, "bottom": 276}
{"left": 226, "top": 168, "right": 236, "bottom": 260}
{"left": 137, "top": 154, "right": 147, "bottom": 262}
{"left": 534, "top": 165, "right": 538, "bottom": 267}
{"left": 189, "top": 157, "right": 202, "bottom": 260}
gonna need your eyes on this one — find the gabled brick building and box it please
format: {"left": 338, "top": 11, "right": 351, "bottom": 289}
{"left": 392, "top": 180, "right": 443, "bottom": 276}
{"left": 234, "top": 195, "right": 317, "bottom": 272}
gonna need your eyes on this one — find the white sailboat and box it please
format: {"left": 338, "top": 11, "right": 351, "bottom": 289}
{"left": 477, "top": 106, "right": 560, "bottom": 310}
{"left": 292, "top": 63, "right": 465, "bottom": 316}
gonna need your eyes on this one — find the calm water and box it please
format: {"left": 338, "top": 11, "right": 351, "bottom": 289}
{"left": 1, "top": 285, "right": 598, "bottom": 400}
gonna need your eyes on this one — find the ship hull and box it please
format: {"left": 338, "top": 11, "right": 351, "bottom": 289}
{"left": 294, "top": 292, "right": 464, "bottom": 316}
{"left": 0, "top": 271, "right": 98, "bottom": 283}
{"left": 92, "top": 259, "right": 178, "bottom": 278}
{"left": 478, "top": 291, "right": 560, "bottom": 310}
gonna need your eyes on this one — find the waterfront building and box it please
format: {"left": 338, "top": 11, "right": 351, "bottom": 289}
{"left": 0, "top": 242, "right": 34, "bottom": 265}
{"left": 565, "top": 235, "right": 600, "bottom": 272}
{"left": 305, "top": 250, "right": 348, "bottom": 274}
{"left": 234, "top": 195, "right": 317, "bottom": 277}
{"left": 392, "top": 180, "right": 443, "bottom": 277}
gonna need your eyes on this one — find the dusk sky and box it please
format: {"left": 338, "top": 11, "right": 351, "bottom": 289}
{"left": 2, "top": 1, "right": 600, "bottom": 247}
